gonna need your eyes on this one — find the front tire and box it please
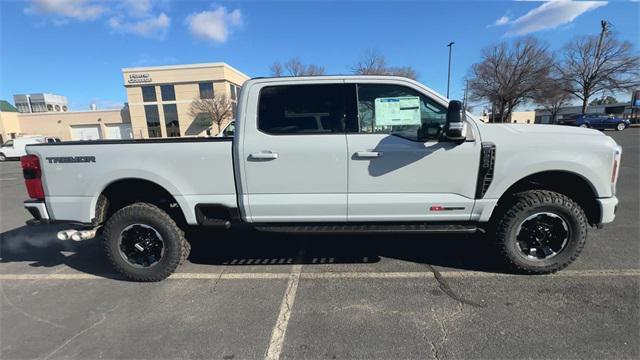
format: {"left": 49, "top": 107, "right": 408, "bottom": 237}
{"left": 616, "top": 122, "right": 626, "bottom": 131}
{"left": 0, "top": 153, "right": 6, "bottom": 162}
{"left": 495, "top": 190, "right": 587, "bottom": 274}
{"left": 103, "top": 202, "right": 190, "bottom": 281}
{"left": 579, "top": 123, "right": 589, "bottom": 128}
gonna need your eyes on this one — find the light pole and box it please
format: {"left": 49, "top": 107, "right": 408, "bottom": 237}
{"left": 446, "top": 42, "right": 455, "bottom": 99}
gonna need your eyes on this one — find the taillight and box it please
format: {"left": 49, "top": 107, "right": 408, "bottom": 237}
{"left": 21, "top": 155, "right": 45, "bottom": 200}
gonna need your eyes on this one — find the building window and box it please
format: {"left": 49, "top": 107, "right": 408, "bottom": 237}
{"left": 161, "top": 85, "right": 176, "bottom": 101}
{"left": 163, "top": 104, "right": 180, "bottom": 137}
{"left": 144, "top": 105, "right": 161, "bottom": 138}
{"left": 199, "top": 82, "right": 214, "bottom": 99}
{"left": 142, "top": 86, "right": 157, "bottom": 102}
{"left": 230, "top": 84, "right": 240, "bottom": 101}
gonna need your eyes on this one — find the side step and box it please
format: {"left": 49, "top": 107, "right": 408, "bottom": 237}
{"left": 254, "top": 223, "right": 478, "bottom": 234}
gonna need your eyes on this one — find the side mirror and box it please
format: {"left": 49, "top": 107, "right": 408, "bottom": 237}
{"left": 445, "top": 100, "right": 467, "bottom": 141}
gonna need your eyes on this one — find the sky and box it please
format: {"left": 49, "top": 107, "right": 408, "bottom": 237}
{"left": 1, "top": 0, "right": 638, "bottom": 111}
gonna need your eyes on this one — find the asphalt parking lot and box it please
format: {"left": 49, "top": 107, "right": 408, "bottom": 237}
{"left": 1, "top": 129, "right": 638, "bottom": 360}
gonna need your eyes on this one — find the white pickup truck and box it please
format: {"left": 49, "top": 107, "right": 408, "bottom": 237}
{"left": 22, "top": 76, "right": 621, "bottom": 281}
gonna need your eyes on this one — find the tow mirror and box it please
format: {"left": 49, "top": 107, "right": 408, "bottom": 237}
{"left": 445, "top": 100, "right": 467, "bottom": 141}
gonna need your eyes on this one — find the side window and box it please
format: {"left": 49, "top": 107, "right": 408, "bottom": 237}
{"left": 258, "top": 84, "right": 346, "bottom": 135}
{"left": 356, "top": 84, "right": 446, "bottom": 141}
{"left": 199, "top": 82, "right": 214, "bottom": 99}
{"left": 160, "top": 85, "right": 176, "bottom": 101}
{"left": 141, "top": 86, "right": 157, "bottom": 102}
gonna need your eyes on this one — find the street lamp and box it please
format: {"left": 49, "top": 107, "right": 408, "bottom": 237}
{"left": 447, "top": 42, "right": 455, "bottom": 99}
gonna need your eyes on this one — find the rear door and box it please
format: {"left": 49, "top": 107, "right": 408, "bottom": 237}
{"left": 345, "top": 81, "right": 481, "bottom": 221}
{"left": 240, "top": 82, "right": 350, "bottom": 222}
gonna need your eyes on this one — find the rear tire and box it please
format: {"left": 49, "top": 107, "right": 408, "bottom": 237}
{"left": 495, "top": 190, "right": 587, "bottom": 274}
{"left": 103, "top": 202, "right": 190, "bottom": 281}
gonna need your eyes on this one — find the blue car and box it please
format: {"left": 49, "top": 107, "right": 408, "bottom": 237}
{"left": 559, "top": 114, "right": 630, "bottom": 131}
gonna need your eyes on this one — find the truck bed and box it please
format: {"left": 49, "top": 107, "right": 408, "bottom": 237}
{"left": 26, "top": 138, "right": 236, "bottom": 224}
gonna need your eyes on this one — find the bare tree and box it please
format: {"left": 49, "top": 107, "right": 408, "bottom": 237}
{"left": 386, "top": 66, "right": 419, "bottom": 80}
{"left": 533, "top": 77, "right": 573, "bottom": 124}
{"left": 468, "top": 37, "right": 552, "bottom": 123}
{"left": 351, "top": 48, "right": 388, "bottom": 75}
{"left": 270, "top": 57, "right": 326, "bottom": 76}
{"left": 351, "top": 48, "right": 419, "bottom": 80}
{"left": 188, "top": 94, "right": 233, "bottom": 135}
{"left": 557, "top": 31, "right": 640, "bottom": 114}
{"left": 270, "top": 62, "right": 284, "bottom": 77}
{"left": 590, "top": 95, "right": 619, "bottom": 106}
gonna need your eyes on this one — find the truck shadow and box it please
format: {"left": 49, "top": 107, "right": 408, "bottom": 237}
{"left": 0, "top": 225, "right": 510, "bottom": 278}
{"left": 187, "top": 228, "right": 508, "bottom": 273}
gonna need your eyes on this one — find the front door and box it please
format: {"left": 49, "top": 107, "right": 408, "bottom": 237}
{"left": 241, "top": 83, "right": 350, "bottom": 222}
{"left": 345, "top": 82, "right": 481, "bottom": 221}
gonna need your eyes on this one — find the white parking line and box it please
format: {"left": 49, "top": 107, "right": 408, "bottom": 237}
{"left": 264, "top": 264, "right": 302, "bottom": 360}
{"left": 0, "top": 269, "right": 638, "bottom": 281}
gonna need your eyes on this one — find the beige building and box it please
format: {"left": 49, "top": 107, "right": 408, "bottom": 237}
{"left": 0, "top": 102, "right": 21, "bottom": 144}
{"left": 478, "top": 110, "right": 536, "bottom": 124}
{"left": 16, "top": 109, "right": 132, "bottom": 141}
{"left": 122, "top": 62, "right": 249, "bottom": 138}
{"left": 0, "top": 62, "right": 249, "bottom": 143}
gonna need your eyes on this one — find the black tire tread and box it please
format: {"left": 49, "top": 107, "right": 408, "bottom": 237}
{"left": 495, "top": 190, "right": 588, "bottom": 274}
{"left": 103, "top": 202, "right": 190, "bottom": 281}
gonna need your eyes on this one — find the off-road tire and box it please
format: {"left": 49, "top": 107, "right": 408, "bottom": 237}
{"left": 495, "top": 190, "right": 588, "bottom": 274}
{"left": 103, "top": 202, "right": 190, "bottom": 281}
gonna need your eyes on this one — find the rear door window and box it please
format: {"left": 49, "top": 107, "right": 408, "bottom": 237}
{"left": 258, "top": 84, "right": 347, "bottom": 135}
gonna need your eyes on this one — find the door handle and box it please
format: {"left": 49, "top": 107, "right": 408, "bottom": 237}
{"left": 249, "top": 151, "right": 279, "bottom": 160}
{"left": 355, "top": 151, "right": 382, "bottom": 158}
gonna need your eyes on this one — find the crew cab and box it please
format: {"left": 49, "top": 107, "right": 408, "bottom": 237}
{"left": 21, "top": 76, "right": 622, "bottom": 281}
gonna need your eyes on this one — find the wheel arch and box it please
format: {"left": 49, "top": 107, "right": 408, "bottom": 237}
{"left": 492, "top": 170, "right": 601, "bottom": 226}
{"left": 92, "top": 177, "right": 189, "bottom": 228}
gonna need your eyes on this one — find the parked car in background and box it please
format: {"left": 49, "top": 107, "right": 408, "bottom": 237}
{"left": 559, "top": 114, "right": 630, "bottom": 131}
{"left": 216, "top": 121, "right": 235, "bottom": 137}
{"left": 0, "top": 136, "right": 60, "bottom": 161}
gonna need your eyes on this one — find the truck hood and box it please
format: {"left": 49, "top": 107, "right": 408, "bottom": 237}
{"left": 498, "top": 123, "right": 605, "bottom": 137}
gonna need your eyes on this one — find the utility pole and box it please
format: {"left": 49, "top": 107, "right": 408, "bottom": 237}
{"left": 446, "top": 42, "right": 454, "bottom": 99}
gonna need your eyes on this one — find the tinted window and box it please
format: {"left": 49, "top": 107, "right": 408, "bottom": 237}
{"left": 258, "top": 84, "right": 346, "bottom": 135}
{"left": 163, "top": 104, "right": 180, "bottom": 137}
{"left": 144, "top": 105, "right": 161, "bottom": 138}
{"left": 356, "top": 84, "right": 446, "bottom": 141}
{"left": 160, "top": 85, "right": 176, "bottom": 101}
{"left": 142, "top": 86, "right": 157, "bottom": 102}
{"left": 199, "top": 82, "right": 214, "bottom": 99}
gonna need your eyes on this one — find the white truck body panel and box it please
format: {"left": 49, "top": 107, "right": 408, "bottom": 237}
{"left": 26, "top": 140, "right": 235, "bottom": 224}
{"left": 24, "top": 75, "right": 620, "bottom": 227}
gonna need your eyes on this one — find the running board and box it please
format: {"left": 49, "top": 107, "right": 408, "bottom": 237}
{"left": 253, "top": 223, "right": 478, "bottom": 234}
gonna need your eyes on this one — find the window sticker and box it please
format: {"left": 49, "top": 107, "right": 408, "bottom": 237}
{"left": 374, "top": 96, "right": 421, "bottom": 126}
